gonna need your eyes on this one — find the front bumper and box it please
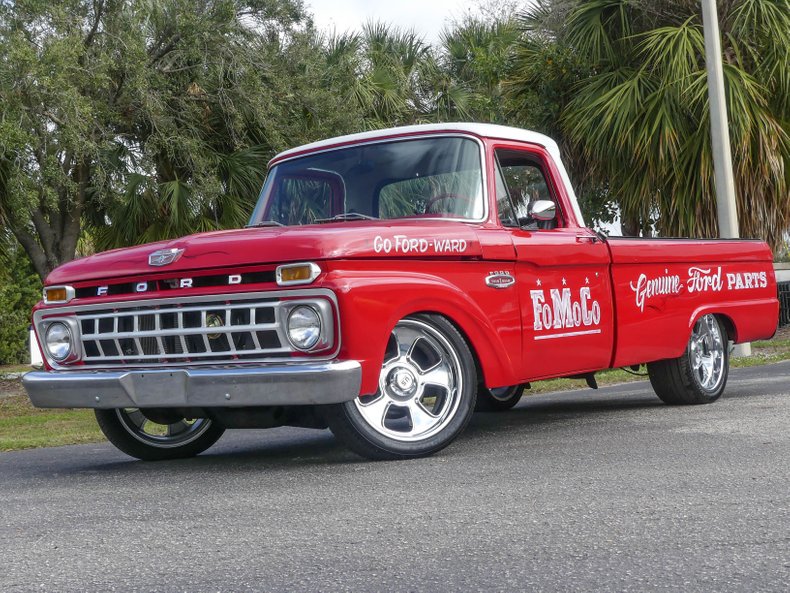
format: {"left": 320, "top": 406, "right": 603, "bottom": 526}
{"left": 22, "top": 361, "right": 362, "bottom": 409}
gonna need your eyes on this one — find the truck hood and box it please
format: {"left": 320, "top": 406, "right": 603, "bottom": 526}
{"left": 46, "top": 221, "right": 485, "bottom": 285}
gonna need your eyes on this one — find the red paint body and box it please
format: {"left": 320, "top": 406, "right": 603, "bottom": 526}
{"left": 34, "top": 126, "right": 779, "bottom": 397}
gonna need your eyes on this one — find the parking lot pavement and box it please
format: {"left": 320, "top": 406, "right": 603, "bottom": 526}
{"left": 1, "top": 361, "right": 789, "bottom": 592}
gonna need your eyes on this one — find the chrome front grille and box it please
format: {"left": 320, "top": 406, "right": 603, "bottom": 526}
{"left": 78, "top": 300, "right": 286, "bottom": 364}
{"left": 35, "top": 290, "right": 338, "bottom": 369}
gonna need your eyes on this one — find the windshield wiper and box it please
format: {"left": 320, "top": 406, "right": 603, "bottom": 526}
{"left": 245, "top": 220, "right": 284, "bottom": 228}
{"left": 315, "top": 212, "right": 379, "bottom": 223}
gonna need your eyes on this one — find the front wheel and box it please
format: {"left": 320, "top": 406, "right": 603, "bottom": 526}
{"left": 325, "top": 314, "right": 477, "bottom": 460}
{"left": 647, "top": 314, "right": 729, "bottom": 405}
{"left": 95, "top": 408, "right": 225, "bottom": 461}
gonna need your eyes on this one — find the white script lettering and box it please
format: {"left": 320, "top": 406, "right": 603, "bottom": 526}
{"left": 531, "top": 287, "right": 601, "bottom": 331}
{"left": 687, "top": 267, "right": 723, "bottom": 293}
{"left": 630, "top": 273, "right": 682, "bottom": 313}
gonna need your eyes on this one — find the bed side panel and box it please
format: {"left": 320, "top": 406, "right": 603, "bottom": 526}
{"left": 608, "top": 238, "right": 778, "bottom": 368}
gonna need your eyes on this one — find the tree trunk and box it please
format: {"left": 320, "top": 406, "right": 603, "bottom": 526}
{"left": 621, "top": 212, "right": 641, "bottom": 237}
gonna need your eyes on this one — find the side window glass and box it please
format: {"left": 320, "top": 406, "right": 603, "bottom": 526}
{"left": 494, "top": 161, "right": 518, "bottom": 227}
{"left": 495, "top": 150, "right": 560, "bottom": 230}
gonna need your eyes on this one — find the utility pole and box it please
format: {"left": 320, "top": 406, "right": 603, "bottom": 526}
{"left": 700, "top": 0, "right": 751, "bottom": 356}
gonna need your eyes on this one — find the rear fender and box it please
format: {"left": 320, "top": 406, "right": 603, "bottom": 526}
{"left": 688, "top": 299, "right": 779, "bottom": 350}
{"left": 653, "top": 301, "right": 778, "bottom": 363}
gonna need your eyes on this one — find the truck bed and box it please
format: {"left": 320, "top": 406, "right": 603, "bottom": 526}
{"left": 605, "top": 237, "right": 778, "bottom": 368}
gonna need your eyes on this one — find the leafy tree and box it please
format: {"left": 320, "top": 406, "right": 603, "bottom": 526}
{"left": 0, "top": 0, "right": 359, "bottom": 277}
{"left": 432, "top": 11, "right": 521, "bottom": 123}
{"left": 509, "top": 0, "right": 790, "bottom": 249}
{"left": 321, "top": 22, "right": 434, "bottom": 128}
{"left": 319, "top": 14, "right": 523, "bottom": 129}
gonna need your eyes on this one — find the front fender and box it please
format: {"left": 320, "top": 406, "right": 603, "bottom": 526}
{"left": 324, "top": 266, "right": 521, "bottom": 396}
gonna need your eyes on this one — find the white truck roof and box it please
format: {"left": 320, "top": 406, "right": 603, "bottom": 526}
{"left": 269, "top": 122, "right": 585, "bottom": 226}
{"left": 271, "top": 123, "right": 561, "bottom": 163}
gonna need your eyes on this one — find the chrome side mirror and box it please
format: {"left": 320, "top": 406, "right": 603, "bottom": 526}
{"left": 529, "top": 200, "right": 556, "bottom": 221}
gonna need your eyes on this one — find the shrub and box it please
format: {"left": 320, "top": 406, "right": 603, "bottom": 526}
{"left": 0, "top": 253, "right": 41, "bottom": 365}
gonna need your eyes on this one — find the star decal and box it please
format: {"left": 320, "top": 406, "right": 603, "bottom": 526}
{"left": 595, "top": 272, "right": 599, "bottom": 278}
{"left": 561, "top": 278, "right": 567, "bottom": 286}
{"left": 536, "top": 279, "right": 542, "bottom": 287}
{"left": 585, "top": 277, "right": 590, "bottom": 285}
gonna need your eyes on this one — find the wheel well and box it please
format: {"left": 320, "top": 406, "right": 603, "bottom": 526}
{"left": 714, "top": 313, "right": 737, "bottom": 343}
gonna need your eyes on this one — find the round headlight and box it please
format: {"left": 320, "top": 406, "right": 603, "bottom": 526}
{"left": 45, "top": 322, "right": 73, "bottom": 361}
{"left": 287, "top": 306, "right": 321, "bottom": 350}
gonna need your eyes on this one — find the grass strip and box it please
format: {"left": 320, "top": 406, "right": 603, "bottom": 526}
{"left": 0, "top": 397, "right": 103, "bottom": 452}
{"left": 0, "top": 365, "right": 36, "bottom": 374}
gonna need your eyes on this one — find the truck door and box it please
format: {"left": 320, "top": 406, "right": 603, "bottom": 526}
{"left": 491, "top": 143, "right": 614, "bottom": 380}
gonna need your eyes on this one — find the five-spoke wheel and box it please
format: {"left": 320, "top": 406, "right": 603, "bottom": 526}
{"left": 326, "top": 314, "right": 477, "bottom": 459}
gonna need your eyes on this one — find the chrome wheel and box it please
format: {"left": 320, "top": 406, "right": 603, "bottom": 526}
{"left": 115, "top": 409, "right": 214, "bottom": 448}
{"left": 648, "top": 314, "right": 728, "bottom": 405}
{"left": 354, "top": 318, "right": 464, "bottom": 442}
{"left": 688, "top": 314, "right": 725, "bottom": 392}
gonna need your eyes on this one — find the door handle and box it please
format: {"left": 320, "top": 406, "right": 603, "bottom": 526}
{"left": 576, "top": 234, "right": 600, "bottom": 244}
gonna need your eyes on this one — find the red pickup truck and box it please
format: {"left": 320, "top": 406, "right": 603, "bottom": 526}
{"left": 24, "top": 123, "right": 779, "bottom": 461}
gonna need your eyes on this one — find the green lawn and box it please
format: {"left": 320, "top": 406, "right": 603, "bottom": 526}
{"left": 0, "top": 396, "right": 103, "bottom": 452}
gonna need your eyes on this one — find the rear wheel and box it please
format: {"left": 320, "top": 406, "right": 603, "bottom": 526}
{"left": 647, "top": 314, "right": 729, "bottom": 405}
{"left": 95, "top": 408, "right": 225, "bottom": 461}
{"left": 325, "top": 314, "right": 477, "bottom": 460}
{"left": 476, "top": 384, "right": 524, "bottom": 412}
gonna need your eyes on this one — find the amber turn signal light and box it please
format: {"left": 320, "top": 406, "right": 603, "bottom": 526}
{"left": 43, "top": 286, "right": 75, "bottom": 304}
{"left": 275, "top": 263, "right": 321, "bottom": 286}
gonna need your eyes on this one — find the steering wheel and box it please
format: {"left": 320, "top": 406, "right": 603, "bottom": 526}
{"left": 423, "top": 193, "right": 473, "bottom": 215}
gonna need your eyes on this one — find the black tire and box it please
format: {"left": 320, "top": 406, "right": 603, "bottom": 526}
{"left": 475, "top": 384, "right": 524, "bottom": 412}
{"left": 325, "top": 314, "right": 477, "bottom": 460}
{"left": 647, "top": 314, "right": 729, "bottom": 405}
{"left": 95, "top": 408, "right": 225, "bottom": 461}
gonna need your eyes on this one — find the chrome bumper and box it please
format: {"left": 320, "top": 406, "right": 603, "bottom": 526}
{"left": 22, "top": 361, "right": 361, "bottom": 409}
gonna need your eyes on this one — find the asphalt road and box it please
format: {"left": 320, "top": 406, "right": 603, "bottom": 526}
{"left": 1, "top": 362, "right": 789, "bottom": 593}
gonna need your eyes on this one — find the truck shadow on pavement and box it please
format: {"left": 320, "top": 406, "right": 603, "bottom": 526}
{"left": 87, "top": 390, "right": 667, "bottom": 473}
{"left": 0, "top": 388, "right": 678, "bottom": 481}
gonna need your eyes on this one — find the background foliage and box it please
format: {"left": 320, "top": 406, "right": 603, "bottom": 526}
{"left": 0, "top": 0, "right": 788, "bottom": 362}
{"left": 0, "top": 250, "right": 41, "bottom": 364}
{"left": 510, "top": 0, "right": 789, "bottom": 241}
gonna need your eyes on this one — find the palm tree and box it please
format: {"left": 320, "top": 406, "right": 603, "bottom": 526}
{"left": 322, "top": 22, "right": 433, "bottom": 128}
{"left": 434, "top": 16, "right": 521, "bottom": 123}
{"left": 509, "top": 0, "right": 789, "bottom": 250}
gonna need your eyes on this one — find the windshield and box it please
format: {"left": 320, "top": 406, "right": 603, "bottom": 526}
{"left": 248, "top": 137, "right": 485, "bottom": 226}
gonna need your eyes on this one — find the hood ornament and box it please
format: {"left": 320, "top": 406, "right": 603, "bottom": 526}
{"left": 148, "top": 248, "right": 184, "bottom": 267}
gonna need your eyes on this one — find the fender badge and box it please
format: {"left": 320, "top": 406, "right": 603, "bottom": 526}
{"left": 485, "top": 271, "right": 515, "bottom": 289}
{"left": 148, "top": 248, "right": 184, "bottom": 267}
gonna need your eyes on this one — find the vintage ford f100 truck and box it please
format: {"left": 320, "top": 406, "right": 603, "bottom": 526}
{"left": 24, "top": 123, "right": 779, "bottom": 461}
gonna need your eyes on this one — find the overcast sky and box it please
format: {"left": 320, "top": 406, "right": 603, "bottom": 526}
{"left": 304, "top": 0, "right": 482, "bottom": 45}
